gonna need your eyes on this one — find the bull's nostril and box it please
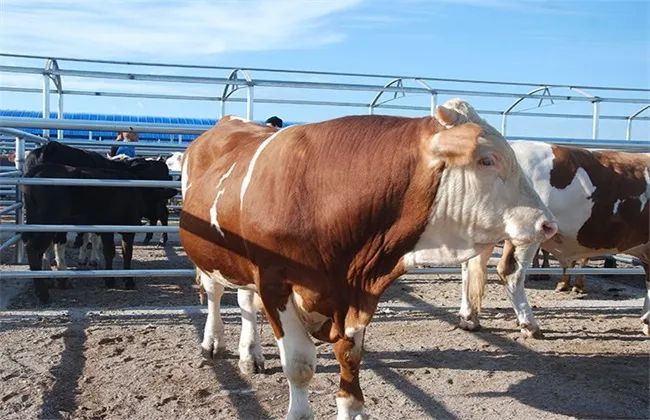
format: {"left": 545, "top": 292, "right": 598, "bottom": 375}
{"left": 541, "top": 221, "right": 558, "bottom": 238}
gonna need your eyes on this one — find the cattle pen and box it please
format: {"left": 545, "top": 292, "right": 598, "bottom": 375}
{"left": 1, "top": 54, "right": 649, "bottom": 419}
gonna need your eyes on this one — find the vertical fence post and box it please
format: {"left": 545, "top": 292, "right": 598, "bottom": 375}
{"left": 42, "top": 73, "right": 51, "bottom": 138}
{"left": 14, "top": 136, "right": 25, "bottom": 264}
{"left": 246, "top": 85, "right": 254, "bottom": 120}
{"left": 430, "top": 93, "right": 438, "bottom": 117}
{"left": 57, "top": 93, "right": 64, "bottom": 140}
{"left": 592, "top": 100, "right": 600, "bottom": 140}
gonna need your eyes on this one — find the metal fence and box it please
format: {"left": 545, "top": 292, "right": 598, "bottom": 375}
{"left": 0, "top": 54, "right": 648, "bottom": 282}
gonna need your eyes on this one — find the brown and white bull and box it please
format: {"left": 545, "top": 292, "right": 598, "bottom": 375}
{"left": 458, "top": 141, "right": 650, "bottom": 337}
{"left": 179, "top": 99, "right": 557, "bottom": 420}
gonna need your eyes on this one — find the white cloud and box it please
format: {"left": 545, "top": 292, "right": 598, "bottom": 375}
{"left": 0, "top": 0, "right": 363, "bottom": 60}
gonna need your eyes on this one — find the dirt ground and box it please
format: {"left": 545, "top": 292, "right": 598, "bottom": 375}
{"left": 1, "top": 234, "right": 648, "bottom": 419}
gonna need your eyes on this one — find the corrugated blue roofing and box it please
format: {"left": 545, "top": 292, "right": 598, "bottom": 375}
{"left": 0, "top": 110, "right": 297, "bottom": 142}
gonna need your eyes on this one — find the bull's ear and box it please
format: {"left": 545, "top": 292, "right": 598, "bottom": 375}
{"left": 435, "top": 105, "right": 462, "bottom": 128}
{"left": 430, "top": 123, "right": 480, "bottom": 166}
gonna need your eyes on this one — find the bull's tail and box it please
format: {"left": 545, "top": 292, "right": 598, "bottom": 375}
{"left": 467, "top": 250, "right": 490, "bottom": 314}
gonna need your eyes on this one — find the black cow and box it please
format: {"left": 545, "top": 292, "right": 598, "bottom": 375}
{"left": 22, "top": 159, "right": 177, "bottom": 304}
{"left": 25, "top": 141, "right": 175, "bottom": 247}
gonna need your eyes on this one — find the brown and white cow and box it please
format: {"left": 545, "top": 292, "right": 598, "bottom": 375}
{"left": 459, "top": 141, "right": 650, "bottom": 337}
{"left": 179, "top": 99, "right": 557, "bottom": 420}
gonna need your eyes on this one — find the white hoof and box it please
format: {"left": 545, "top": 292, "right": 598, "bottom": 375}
{"left": 520, "top": 324, "right": 543, "bottom": 339}
{"left": 458, "top": 315, "right": 481, "bottom": 332}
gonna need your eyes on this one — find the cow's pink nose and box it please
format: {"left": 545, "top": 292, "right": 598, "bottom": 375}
{"left": 538, "top": 220, "right": 558, "bottom": 239}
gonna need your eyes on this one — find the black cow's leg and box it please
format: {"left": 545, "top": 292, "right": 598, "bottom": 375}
{"left": 121, "top": 232, "right": 136, "bottom": 289}
{"left": 53, "top": 233, "right": 70, "bottom": 289}
{"left": 26, "top": 235, "right": 53, "bottom": 304}
{"left": 158, "top": 208, "right": 169, "bottom": 247}
{"left": 72, "top": 232, "right": 84, "bottom": 248}
{"left": 101, "top": 233, "right": 116, "bottom": 289}
{"left": 142, "top": 219, "right": 154, "bottom": 246}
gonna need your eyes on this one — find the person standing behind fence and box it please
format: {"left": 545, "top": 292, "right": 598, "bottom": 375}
{"left": 109, "top": 130, "right": 139, "bottom": 158}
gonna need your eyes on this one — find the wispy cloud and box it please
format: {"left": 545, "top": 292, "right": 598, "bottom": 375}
{"left": 0, "top": 0, "right": 364, "bottom": 60}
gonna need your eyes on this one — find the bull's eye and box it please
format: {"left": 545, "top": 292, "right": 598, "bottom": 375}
{"left": 478, "top": 156, "right": 495, "bottom": 167}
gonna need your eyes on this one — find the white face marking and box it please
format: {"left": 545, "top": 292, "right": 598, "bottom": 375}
{"left": 240, "top": 129, "right": 284, "bottom": 211}
{"left": 612, "top": 199, "right": 621, "bottom": 214}
{"left": 165, "top": 152, "right": 183, "bottom": 172}
{"left": 181, "top": 154, "right": 191, "bottom": 199}
{"left": 209, "top": 163, "right": 237, "bottom": 237}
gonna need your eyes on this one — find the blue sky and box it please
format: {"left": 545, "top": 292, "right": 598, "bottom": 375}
{"left": 1, "top": 0, "right": 648, "bottom": 139}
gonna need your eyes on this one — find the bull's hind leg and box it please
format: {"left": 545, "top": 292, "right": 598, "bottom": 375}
{"left": 26, "top": 235, "right": 54, "bottom": 304}
{"left": 237, "top": 289, "right": 265, "bottom": 374}
{"left": 572, "top": 258, "right": 589, "bottom": 293}
{"left": 199, "top": 271, "right": 226, "bottom": 358}
{"left": 274, "top": 297, "right": 316, "bottom": 420}
{"left": 458, "top": 245, "right": 493, "bottom": 331}
{"left": 120, "top": 233, "right": 135, "bottom": 289}
{"left": 100, "top": 233, "right": 116, "bottom": 289}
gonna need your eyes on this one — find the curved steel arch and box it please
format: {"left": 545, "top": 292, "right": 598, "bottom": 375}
{"left": 221, "top": 68, "right": 254, "bottom": 120}
{"left": 369, "top": 78, "right": 437, "bottom": 116}
{"left": 626, "top": 105, "right": 650, "bottom": 140}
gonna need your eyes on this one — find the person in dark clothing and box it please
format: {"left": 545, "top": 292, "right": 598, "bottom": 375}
{"left": 265, "top": 116, "right": 283, "bottom": 128}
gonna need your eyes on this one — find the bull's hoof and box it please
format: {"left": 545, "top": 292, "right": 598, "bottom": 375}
{"left": 554, "top": 282, "right": 570, "bottom": 292}
{"left": 201, "top": 343, "right": 226, "bottom": 360}
{"left": 643, "top": 324, "right": 649, "bottom": 337}
{"left": 520, "top": 324, "right": 544, "bottom": 339}
{"left": 572, "top": 286, "right": 585, "bottom": 294}
{"left": 458, "top": 315, "right": 481, "bottom": 332}
{"left": 238, "top": 358, "right": 265, "bottom": 375}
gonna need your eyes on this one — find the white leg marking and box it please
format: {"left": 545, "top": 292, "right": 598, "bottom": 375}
{"left": 209, "top": 163, "right": 237, "bottom": 237}
{"left": 337, "top": 326, "right": 367, "bottom": 420}
{"left": 503, "top": 245, "right": 541, "bottom": 338}
{"left": 458, "top": 262, "right": 475, "bottom": 328}
{"left": 200, "top": 271, "right": 226, "bottom": 358}
{"left": 78, "top": 233, "right": 89, "bottom": 266}
{"left": 89, "top": 233, "right": 102, "bottom": 266}
{"left": 277, "top": 297, "right": 315, "bottom": 420}
{"left": 53, "top": 242, "right": 67, "bottom": 271}
{"left": 237, "top": 289, "right": 264, "bottom": 374}
{"left": 336, "top": 395, "right": 367, "bottom": 420}
{"left": 240, "top": 129, "right": 284, "bottom": 211}
{"left": 42, "top": 244, "right": 53, "bottom": 270}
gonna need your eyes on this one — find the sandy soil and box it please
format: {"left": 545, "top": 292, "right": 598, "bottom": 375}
{"left": 1, "top": 235, "right": 648, "bottom": 419}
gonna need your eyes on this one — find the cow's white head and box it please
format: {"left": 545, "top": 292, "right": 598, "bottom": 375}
{"left": 405, "top": 99, "right": 557, "bottom": 266}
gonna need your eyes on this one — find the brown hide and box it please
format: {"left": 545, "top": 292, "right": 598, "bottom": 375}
{"left": 180, "top": 115, "right": 481, "bottom": 340}
{"left": 549, "top": 146, "right": 649, "bottom": 251}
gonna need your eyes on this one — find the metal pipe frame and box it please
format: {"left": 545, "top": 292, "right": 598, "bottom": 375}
{"left": 14, "top": 135, "right": 25, "bottom": 263}
{"left": 0, "top": 128, "right": 49, "bottom": 144}
{"left": 3, "top": 85, "right": 650, "bottom": 122}
{"left": 3, "top": 65, "right": 648, "bottom": 104}
{"left": 4, "top": 52, "right": 649, "bottom": 93}
{"left": 0, "top": 202, "right": 22, "bottom": 216}
{"left": 1, "top": 224, "right": 177, "bottom": 233}
{"left": 501, "top": 86, "right": 552, "bottom": 135}
{"left": 626, "top": 105, "right": 650, "bottom": 140}
{"left": 221, "top": 69, "right": 254, "bottom": 119}
{"left": 0, "top": 177, "right": 180, "bottom": 188}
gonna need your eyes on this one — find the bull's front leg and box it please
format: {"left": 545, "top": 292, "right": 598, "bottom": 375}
{"left": 53, "top": 238, "right": 70, "bottom": 289}
{"left": 198, "top": 271, "right": 226, "bottom": 358}
{"left": 334, "top": 325, "right": 367, "bottom": 420}
{"left": 498, "top": 241, "right": 542, "bottom": 338}
{"left": 458, "top": 245, "right": 493, "bottom": 331}
{"left": 121, "top": 232, "right": 135, "bottom": 289}
{"left": 100, "top": 233, "right": 116, "bottom": 289}
{"left": 237, "top": 288, "right": 265, "bottom": 374}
